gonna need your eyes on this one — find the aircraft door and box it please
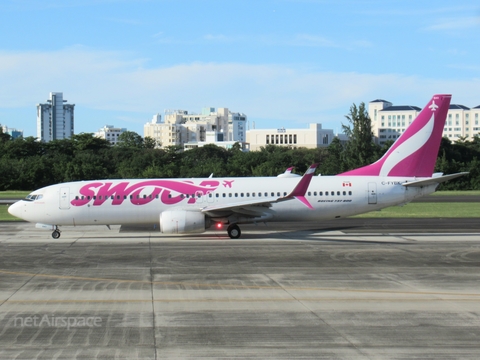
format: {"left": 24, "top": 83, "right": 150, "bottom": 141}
{"left": 59, "top": 187, "right": 70, "bottom": 210}
{"left": 368, "top": 182, "right": 377, "bottom": 205}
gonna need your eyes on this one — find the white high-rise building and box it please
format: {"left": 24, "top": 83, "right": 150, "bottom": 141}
{"left": 246, "top": 123, "right": 341, "bottom": 151}
{"left": 369, "top": 99, "right": 480, "bottom": 145}
{"left": 144, "top": 108, "right": 247, "bottom": 148}
{"left": 95, "top": 125, "right": 127, "bottom": 145}
{"left": 37, "top": 92, "right": 75, "bottom": 142}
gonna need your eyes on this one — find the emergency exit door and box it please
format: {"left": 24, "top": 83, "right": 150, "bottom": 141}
{"left": 59, "top": 187, "right": 70, "bottom": 209}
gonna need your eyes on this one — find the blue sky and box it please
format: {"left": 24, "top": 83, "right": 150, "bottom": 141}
{"left": 0, "top": 0, "right": 479, "bottom": 137}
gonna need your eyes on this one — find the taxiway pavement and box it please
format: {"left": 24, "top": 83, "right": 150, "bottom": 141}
{"left": 1, "top": 220, "right": 480, "bottom": 359}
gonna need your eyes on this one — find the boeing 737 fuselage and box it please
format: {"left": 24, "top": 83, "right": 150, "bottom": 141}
{"left": 8, "top": 94, "right": 467, "bottom": 239}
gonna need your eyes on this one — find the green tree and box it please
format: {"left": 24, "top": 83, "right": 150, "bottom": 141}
{"left": 143, "top": 136, "right": 157, "bottom": 149}
{"left": 71, "top": 133, "right": 111, "bottom": 152}
{"left": 117, "top": 131, "right": 144, "bottom": 148}
{"left": 342, "top": 102, "right": 378, "bottom": 170}
{"left": 321, "top": 137, "right": 345, "bottom": 174}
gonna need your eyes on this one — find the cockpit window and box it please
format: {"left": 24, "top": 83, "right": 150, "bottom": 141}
{"left": 24, "top": 194, "right": 43, "bottom": 201}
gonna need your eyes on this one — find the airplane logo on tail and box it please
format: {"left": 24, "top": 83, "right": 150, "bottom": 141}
{"left": 429, "top": 100, "right": 438, "bottom": 111}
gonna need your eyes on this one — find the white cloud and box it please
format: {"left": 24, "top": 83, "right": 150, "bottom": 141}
{"left": 424, "top": 16, "right": 480, "bottom": 32}
{"left": 288, "top": 34, "right": 339, "bottom": 48}
{"left": 1, "top": 47, "right": 479, "bottom": 133}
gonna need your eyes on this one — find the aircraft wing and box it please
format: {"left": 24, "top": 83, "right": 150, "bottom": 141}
{"left": 201, "top": 163, "right": 318, "bottom": 216}
{"left": 402, "top": 172, "right": 469, "bottom": 187}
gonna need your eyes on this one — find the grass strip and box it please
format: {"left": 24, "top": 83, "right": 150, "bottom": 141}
{"left": 354, "top": 202, "right": 480, "bottom": 218}
{"left": 0, "top": 191, "right": 30, "bottom": 199}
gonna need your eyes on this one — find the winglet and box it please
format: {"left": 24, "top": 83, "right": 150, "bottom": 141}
{"left": 283, "top": 164, "right": 318, "bottom": 209}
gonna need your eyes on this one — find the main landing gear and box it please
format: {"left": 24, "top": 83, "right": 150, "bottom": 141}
{"left": 52, "top": 226, "right": 61, "bottom": 239}
{"left": 227, "top": 224, "right": 241, "bottom": 239}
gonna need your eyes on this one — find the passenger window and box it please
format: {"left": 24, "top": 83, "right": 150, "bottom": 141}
{"left": 337, "top": 191, "right": 340, "bottom": 196}
{"left": 343, "top": 191, "right": 346, "bottom": 196}
{"left": 319, "top": 192, "right": 323, "bottom": 196}
{"left": 349, "top": 191, "right": 352, "bottom": 195}
{"left": 308, "top": 192, "right": 311, "bottom": 196}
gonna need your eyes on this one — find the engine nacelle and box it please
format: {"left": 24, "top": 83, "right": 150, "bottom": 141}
{"left": 160, "top": 210, "right": 210, "bottom": 234}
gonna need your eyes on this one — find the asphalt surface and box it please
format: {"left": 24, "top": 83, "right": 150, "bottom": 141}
{"left": 0, "top": 220, "right": 480, "bottom": 359}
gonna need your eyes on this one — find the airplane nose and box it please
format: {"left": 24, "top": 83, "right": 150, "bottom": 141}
{"left": 8, "top": 201, "right": 24, "bottom": 219}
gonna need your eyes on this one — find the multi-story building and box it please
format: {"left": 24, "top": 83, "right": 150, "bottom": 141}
{"left": 246, "top": 123, "right": 341, "bottom": 151}
{"left": 37, "top": 92, "right": 74, "bottom": 142}
{"left": 95, "top": 125, "right": 127, "bottom": 145}
{"left": 1, "top": 125, "right": 23, "bottom": 139}
{"left": 369, "top": 99, "right": 480, "bottom": 145}
{"left": 144, "top": 107, "right": 247, "bottom": 149}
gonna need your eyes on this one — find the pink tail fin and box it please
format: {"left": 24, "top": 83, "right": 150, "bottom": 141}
{"left": 339, "top": 94, "right": 451, "bottom": 177}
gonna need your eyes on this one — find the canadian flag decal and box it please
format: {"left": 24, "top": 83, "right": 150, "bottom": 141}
{"left": 342, "top": 181, "right": 352, "bottom": 187}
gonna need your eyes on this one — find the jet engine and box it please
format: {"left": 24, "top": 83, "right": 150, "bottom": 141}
{"left": 160, "top": 210, "right": 210, "bottom": 234}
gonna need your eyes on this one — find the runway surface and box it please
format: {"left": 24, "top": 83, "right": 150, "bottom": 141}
{"left": 1, "top": 220, "right": 480, "bottom": 359}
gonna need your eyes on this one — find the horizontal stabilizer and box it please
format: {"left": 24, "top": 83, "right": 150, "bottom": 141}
{"left": 402, "top": 172, "right": 469, "bottom": 187}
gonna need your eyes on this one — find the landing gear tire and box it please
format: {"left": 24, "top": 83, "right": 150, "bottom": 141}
{"left": 227, "top": 224, "right": 241, "bottom": 239}
{"left": 52, "top": 230, "right": 61, "bottom": 239}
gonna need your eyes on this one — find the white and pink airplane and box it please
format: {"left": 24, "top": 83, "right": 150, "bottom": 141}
{"left": 9, "top": 94, "right": 467, "bottom": 239}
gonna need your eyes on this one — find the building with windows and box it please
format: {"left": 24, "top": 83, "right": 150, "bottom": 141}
{"left": 144, "top": 107, "right": 247, "bottom": 149}
{"left": 95, "top": 125, "right": 127, "bottom": 145}
{"left": 37, "top": 92, "right": 74, "bottom": 142}
{"left": 1, "top": 125, "right": 23, "bottom": 139}
{"left": 246, "top": 123, "right": 341, "bottom": 151}
{"left": 369, "top": 99, "right": 480, "bottom": 145}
